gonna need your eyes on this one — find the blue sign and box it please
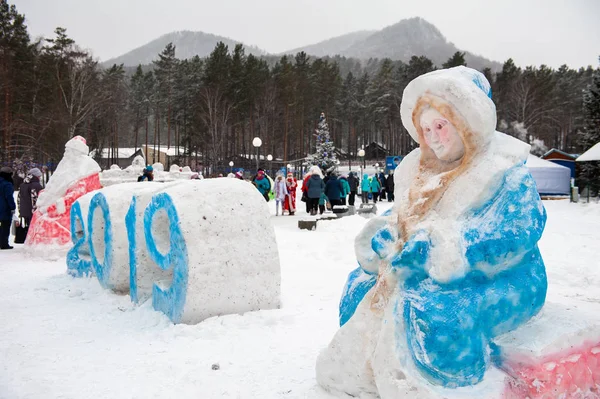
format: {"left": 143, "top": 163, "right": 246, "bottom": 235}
{"left": 386, "top": 156, "right": 403, "bottom": 170}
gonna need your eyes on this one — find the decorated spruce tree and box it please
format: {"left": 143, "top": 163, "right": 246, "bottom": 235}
{"left": 308, "top": 113, "right": 337, "bottom": 172}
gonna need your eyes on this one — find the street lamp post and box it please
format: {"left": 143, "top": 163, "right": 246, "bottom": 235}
{"left": 229, "top": 161, "right": 234, "bottom": 174}
{"left": 252, "top": 137, "right": 262, "bottom": 172}
{"left": 358, "top": 149, "right": 365, "bottom": 177}
{"left": 267, "top": 154, "right": 273, "bottom": 176}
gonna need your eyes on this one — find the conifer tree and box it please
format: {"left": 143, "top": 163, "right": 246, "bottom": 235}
{"left": 577, "top": 59, "right": 600, "bottom": 194}
{"left": 308, "top": 112, "right": 337, "bottom": 172}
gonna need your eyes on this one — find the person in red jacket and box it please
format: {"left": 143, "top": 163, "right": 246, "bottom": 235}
{"left": 301, "top": 172, "right": 312, "bottom": 214}
{"left": 283, "top": 172, "right": 297, "bottom": 215}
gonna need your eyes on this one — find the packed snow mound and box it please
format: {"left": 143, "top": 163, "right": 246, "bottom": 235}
{"left": 99, "top": 159, "right": 195, "bottom": 186}
{"left": 152, "top": 162, "right": 164, "bottom": 172}
{"left": 67, "top": 178, "right": 281, "bottom": 324}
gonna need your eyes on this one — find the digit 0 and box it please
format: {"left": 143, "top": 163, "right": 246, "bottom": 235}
{"left": 87, "top": 192, "right": 113, "bottom": 289}
{"left": 67, "top": 201, "right": 92, "bottom": 277}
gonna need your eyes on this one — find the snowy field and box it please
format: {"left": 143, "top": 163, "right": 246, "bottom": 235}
{"left": 1, "top": 199, "right": 599, "bottom": 399}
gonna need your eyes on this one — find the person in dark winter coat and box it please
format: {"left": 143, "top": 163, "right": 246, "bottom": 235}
{"left": 18, "top": 168, "right": 44, "bottom": 236}
{"left": 0, "top": 166, "right": 16, "bottom": 249}
{"left": 305, "top": 166, "right": 325, "bottom": 215}
{"left": 324, "top": 173, "right": 344, "bottom": 208}
{"left": 378, "top": 172, "right": 387, "bottom": 200}
{"left": 347, "top": 172, "right": 359, "bottom": 206}
{"left": 386, "top": 172, "right": 395, "bottom": 202}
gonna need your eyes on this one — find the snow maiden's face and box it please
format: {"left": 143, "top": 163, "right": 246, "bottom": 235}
{"left": 419, "top": 108, "right": 465, "bottom": 162}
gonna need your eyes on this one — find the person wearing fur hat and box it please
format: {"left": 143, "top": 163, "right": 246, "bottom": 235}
{"left": 274, "top": 175, "right": 288, "bottom": 216}
{"left": 305, "top": 166, "right": 325, "bottom": 215}
{"left": 319, "top": 67, "right": 548, "bottom": 393}
{"left": 18, "top": 168, "right": 44, "bottom": 238}
{"left": 0, "top": 166, "right": 16, "bottom": 249}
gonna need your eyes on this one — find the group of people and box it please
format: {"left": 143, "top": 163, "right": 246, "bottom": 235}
{"left": 251, "top": 169, "right": 298, "bottom": 216}
{"left": 0, "top": 166, "right": 44, "bottom": 249}
{"left": 360, "top": 171, "right": 395, "bottom": 204}
{"left": 301, "top": 167, "right": 395, "bottom": 216}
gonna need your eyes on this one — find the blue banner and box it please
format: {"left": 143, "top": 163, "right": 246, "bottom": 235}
{"left": 386, "top": 156, "right": 403, "bottom": 170}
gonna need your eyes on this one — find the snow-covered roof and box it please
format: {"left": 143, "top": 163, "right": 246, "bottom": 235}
{"left": 542, "top": 148, "right": 579, "bottom": 160}
{"left": 576, "top": 142, "right": 600, "bottom": 162}
{"left": 90, "top": 148, "right": 141, "bottom": 159}
{"left": 142, "top": 145, "right": 200, "bottom": 157}
{"left": 526, "top": 154, "right": 570, "bottom": 169}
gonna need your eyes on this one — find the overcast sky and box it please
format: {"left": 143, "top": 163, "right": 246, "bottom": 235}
{"left": 12, "top": 0, "right": 600, "bottom": 68}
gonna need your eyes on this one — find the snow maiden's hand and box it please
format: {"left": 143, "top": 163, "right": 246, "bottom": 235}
{"left": 372, "top": 228, "right": 430, "bottom": 281}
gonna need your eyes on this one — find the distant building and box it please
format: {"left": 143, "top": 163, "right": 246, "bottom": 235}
{"left": 90, "top": 148, "right": 145, "bottom": 169}
{"left": 364, "top": 142, "right": 389, "bottom": 160}
{"left": 541, "top": 149, "right": 579, "bottom": 178}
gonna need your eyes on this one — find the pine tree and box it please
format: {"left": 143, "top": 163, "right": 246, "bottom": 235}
{"left": 308, "top": 113, "right": 337, "bottom": 173}
{"left": 442, "top": 51, "right": 467, "bottom": 69}
{"left": 577, "top": 59, "right": 600, "bottom": 195}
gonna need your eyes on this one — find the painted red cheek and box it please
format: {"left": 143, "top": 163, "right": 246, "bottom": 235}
{"left": 438, "top": 126, "right": 450, "bottom": 143}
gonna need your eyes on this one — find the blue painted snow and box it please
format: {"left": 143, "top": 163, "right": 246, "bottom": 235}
{"left": 338, "top": 164, "right": 548, "bottom": 388}
{"left": 143, "top": 192, "right": 189, "bottom": 324}
{"left": 125, "top": 196, "right": 138, "bottom": 303}
{"left": 66, "top": 201, "right": 93, "bottom": 277}
{"left": 87, "top": 192, "right": 113, "bottom": 289}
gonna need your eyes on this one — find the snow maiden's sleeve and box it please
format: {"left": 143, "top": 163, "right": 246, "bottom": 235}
{"left": 462, "top": 164, "right": 546, "bottom": 277}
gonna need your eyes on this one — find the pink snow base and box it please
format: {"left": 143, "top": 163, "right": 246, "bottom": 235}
{"left": 25, "top": 174, "right": 102, "bottom": 246}
{"left": 502, "top": 341, "right": 600, "bottom": 398}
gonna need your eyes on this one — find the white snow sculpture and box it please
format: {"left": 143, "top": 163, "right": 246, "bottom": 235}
{"left": 26, "top": 136, "right": 102, "bottom": 248}
{"left": 152, "top": 162, "right": 164, "bottom": 172}
{"left": 67, "top": 178, "right": 281, "bottom": 324}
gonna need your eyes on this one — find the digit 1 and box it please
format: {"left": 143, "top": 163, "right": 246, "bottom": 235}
{"left": 87, "top": 192, "right": 113, "bottom": 289}
{"left": 67, "top": 201, "right": 92, "bottom": 277}
{"left": 143, "top": 192, "right": 189, "bottom": 323}
{"left": 125, "top": 196, "right": 138, "bottom": 303}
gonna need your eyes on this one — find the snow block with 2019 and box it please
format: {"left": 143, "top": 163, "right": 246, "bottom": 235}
{"left": 66, "top": 178, "right": 281, "bottom": 324}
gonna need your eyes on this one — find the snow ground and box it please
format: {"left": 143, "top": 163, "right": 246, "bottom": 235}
{"left": 1, "top": 199, "right": 599, "bottom": 399}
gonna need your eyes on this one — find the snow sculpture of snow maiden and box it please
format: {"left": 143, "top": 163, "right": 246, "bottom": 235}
{"left": 66, "top": 178, "right": 281, "bottom": 324}
{"left": 26, "top": 136, "right": 102, "bottom": 251}
{"left": 316, "top": 67, "right": 550, "bottom": 398}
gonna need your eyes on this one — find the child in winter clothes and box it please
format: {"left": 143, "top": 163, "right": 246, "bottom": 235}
{"left": 274, "top": 175, "right": 288, "bottom": 216}
{"left": 319, "top": 192, "right": 328, "bottom": 215}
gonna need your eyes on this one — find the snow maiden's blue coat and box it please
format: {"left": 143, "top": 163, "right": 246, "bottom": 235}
{"left": 340, "top": 162, "right": 547, "bottom": 387}
{"left": 317, "top": 67, "right": 548, "bottom": 394}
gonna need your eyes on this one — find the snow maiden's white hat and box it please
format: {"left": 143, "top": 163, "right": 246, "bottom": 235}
{"left": 400, "top": 66, "right": 497, "bottom": 150}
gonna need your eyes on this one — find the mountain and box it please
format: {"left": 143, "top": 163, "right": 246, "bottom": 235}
{"left": 284, "top": 17, "right": 501, "bottom": 71}
{"left": 282, "top": 30, "right": 376, "bottom": 58}
{"left": 104, "top": 18, "right": 500, "bottom": 71}
{"left": 103, "top": 31, "right": 268, "bottom": 67}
